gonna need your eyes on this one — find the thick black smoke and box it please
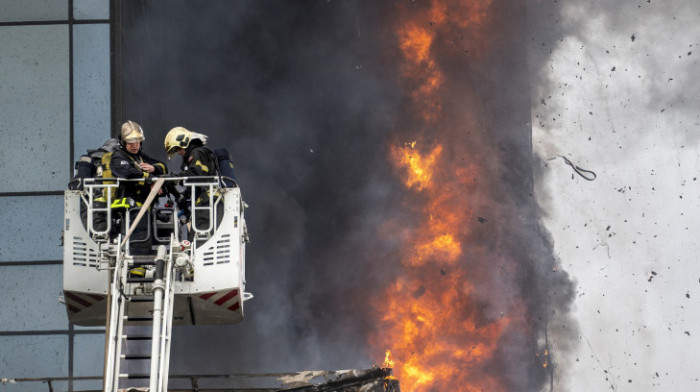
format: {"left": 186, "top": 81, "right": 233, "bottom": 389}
{"left": 122, "top": 0, "right": 406, "bottom": 373}
{"left": 119, "top": 0, "right": 577, "bottom": 389}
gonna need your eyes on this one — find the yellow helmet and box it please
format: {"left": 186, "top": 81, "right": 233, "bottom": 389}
{"left": 165, "top": 126, "right": 209, "bottom": 159}
{"left": 164, "top": 126, "right": 192, "bottom": 159}
{"left": 121, "top": 121, "right": 145, "bottom": 144}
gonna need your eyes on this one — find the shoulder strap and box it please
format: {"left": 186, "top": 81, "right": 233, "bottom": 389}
{"left": 121, "top": 151, "right": 145, "bottom": 172}
{"left": 99, "top": 152, "right": 114, "bottom": 178}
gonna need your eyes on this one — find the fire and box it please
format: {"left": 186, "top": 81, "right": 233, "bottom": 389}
{"left": 376, "top": 142, "right": 511, "bottom": 391}
{"left": 390, "top": 144, "right": 441, "bottom": 191}
{"left": 370, "top": 1, "right": 524, "bottom": 391}
{"left": 382, "top": 350, "right": 396, "bottom": 369}
{"left": 537, "top": 349, "right": 550, "bottom": 369}
{"left": 397, "top": 21, "right": 443, "bottom": 123}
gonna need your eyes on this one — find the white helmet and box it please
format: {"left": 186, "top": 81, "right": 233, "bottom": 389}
{"left": 121, "top": 121, "right": 145, "bottom": 144}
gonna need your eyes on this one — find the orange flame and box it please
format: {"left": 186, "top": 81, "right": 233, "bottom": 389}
{"left": 376, "top": 140, "right": 512, "bottom": 391}
{"left": 390, "top": 143, "right": 441, "bottom": 191}
{"left": 382, "top": 350, "right": 396, "bottom": 369}
{"left": 372, "top": 1, "right": 515, "bottom": 391}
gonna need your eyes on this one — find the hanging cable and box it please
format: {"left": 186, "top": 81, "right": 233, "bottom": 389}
{"left": 560, "top": 155, "right": 596, "bottom": 181}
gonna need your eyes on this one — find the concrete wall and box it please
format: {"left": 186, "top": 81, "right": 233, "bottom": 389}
{"left": 0, "top": 1, "right": 110, "bottom": 391}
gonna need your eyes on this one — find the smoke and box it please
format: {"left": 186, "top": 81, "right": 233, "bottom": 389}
{"left": 528, "top": 1, "right": 700, "bottom": 390}
{"left": 120, "top": 0, "right": 578, "bottom": 389}
{"left": 122, "top": 0, "right": 406, "bottom": 373}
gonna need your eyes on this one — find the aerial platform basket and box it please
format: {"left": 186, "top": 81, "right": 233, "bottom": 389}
{"left": 62, "top": 176, "right": 251, "bottom": 326}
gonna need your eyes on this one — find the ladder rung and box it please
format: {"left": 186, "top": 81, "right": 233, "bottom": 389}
{"left": 130, "top": 260, "right": 156, "bottom": 266}
{"left": 129, "top": 296, "right": 154, "bottom": 302}
{"left": 121, "top": 354, "right": 151, "bottom": 360}
{"left": 126, "top": 277, "right": 155, "bottom": 283}
{"left": 124, "top": 316, "right": 153, "bottom": 322}
{"left": 119, "top": 373, "right": 150, "bottom": 379}
{"left": 123, "top": 335, "right": 152, "bottom": 340}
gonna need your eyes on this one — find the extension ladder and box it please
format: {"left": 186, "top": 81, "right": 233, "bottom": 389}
{"left": 103, "top": 241, "right": 176, "bottom": 392}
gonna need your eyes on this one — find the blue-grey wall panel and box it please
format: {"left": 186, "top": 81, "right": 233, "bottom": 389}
{"left": 0, "top": 196, "right": 63, "bottom": 262}
{"left": 0, "top": 25, "right": 70, "bottom": 192}
{"left": 73, "top": 24, "right": 111, "bottom": 161}
{"left": 73, "top": 333, "right": 105, "bottom": 377}
{"left": 0, "top": 335, "right": 68, "bottom": 378}
{"left": 0, "top": 380, "right": 59, "bottom": 392}
{"left": 72, "top": 379, "right": 103, "bottom": 392}
{"left": 73, "top": 0, "right": 110, "bottom": 20}
{"left": 0, "top": 0, "right": 68, "bottom": 22}
{"left": 0, "top": 265, "right": 67, "bottom": 331}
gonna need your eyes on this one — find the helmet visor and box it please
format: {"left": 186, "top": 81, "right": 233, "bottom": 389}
{"left": 166, "top": 146, "right": 179, "bottom": 160}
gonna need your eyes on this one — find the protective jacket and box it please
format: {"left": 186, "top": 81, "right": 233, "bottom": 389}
{"left": 110, "top": 147, "right": 167, "bottom": 203}
{"left": 173, "top": 141, "right": 220, "bottom": 213}
{"left": 175, "top": 141, "right": 219, "bottom": 178}
{"left": 171, "top": 141, "right": 222, "bottom": 234}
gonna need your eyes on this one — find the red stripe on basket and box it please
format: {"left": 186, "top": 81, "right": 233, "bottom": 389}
{"left": 227, "top": 302, "right": 240, "bottom": 311}
{"left": 214, "top": 289, "right": 239, "bottom": 305}
{"left": 199, "top": 292, "right": 216, "bottom": 300}
{"left": 66, "top": 292, "right": 92, "bottom": 307}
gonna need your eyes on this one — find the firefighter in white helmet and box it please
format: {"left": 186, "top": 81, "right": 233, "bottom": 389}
{"left": 110, "top": 121, "right": 167, "bottom": 254}
{"left": 111, "top": 121, "right": 167, "bottom": 201}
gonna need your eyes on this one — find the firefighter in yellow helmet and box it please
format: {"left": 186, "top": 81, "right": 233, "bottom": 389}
{"left": 164, "top": 126, "right": 221, "bottom": 236}
{"left": 110, "top": 121, "right": 167, "bottom": 254}
{"left": 164, "top": 127, "right": 217, "bottom": 176}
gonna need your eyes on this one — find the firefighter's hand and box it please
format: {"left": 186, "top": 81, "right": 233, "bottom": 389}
{"left": 139, "top": 162, "right": 156, "bottom": 173}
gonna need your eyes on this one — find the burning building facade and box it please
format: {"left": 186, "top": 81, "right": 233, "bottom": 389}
{"left": 120, "top": 1, "right": 576, "bottom": 391}
{"left": 1, "top": 1, "right": 578, "bottom": 391}
{"left": 370, "top": 2, "right": 576, "bottom": 391}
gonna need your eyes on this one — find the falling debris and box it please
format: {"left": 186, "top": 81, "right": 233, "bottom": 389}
{"left": 412, "top": 285, "right": 426, "bottom": 299}
{"left": 478, "top": 216, "right": 488, "bottom": 223}
{"left": 648, "top": 271, "right": 657, "bottom": 282}
{"left": 3, "top": 369, "right": 400, "bottom": 392}
{"left": 560, "top": 156, "right": 597, "bottom": 181}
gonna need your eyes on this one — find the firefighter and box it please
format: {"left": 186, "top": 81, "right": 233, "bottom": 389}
{"left": 164, "top": 126, "right": 222, "bottom": 237}
{"left": 164, "top": 126, "right": 217, "bottom": 177}
{"left": 74, "top": 138, "right": 121, "bottom": 235}
{"left": 111, "top": 121, "right": 167, "bottom": 203}
{"left": 111, "top": 121, "right": 167, "bottom": 254}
